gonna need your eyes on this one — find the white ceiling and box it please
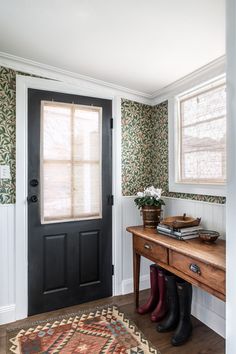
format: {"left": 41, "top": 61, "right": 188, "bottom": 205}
{"left": 0, "top": 0, "right": 225, "bottom": 95}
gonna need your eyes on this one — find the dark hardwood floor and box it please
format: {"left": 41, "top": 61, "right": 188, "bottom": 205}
{"left": 0, "top": 290, "right": 225, "bottom": 354}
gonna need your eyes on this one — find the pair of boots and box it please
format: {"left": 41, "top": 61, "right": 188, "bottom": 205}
{"left": 157, "top": 274, "right": 193, "bottom": 346}
{"left": 137, "top": 264, "right": 167, "bottom": 322}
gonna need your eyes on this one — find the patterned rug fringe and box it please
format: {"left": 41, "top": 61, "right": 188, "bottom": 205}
{"left": 6, "top": 303, "right": 118, "bottom": 333}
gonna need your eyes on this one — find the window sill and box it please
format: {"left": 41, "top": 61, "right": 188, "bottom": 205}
{"left": 169, "top": 178, "right": 226, "bottom": 197}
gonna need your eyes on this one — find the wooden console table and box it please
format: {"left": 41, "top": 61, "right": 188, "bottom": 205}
{"left": 127, "top": 226, "right": 226, "bottom": 308}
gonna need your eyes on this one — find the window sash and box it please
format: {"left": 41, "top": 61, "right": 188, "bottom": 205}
{"left": 177, "top": 80, "right": 226, "bottom": 185}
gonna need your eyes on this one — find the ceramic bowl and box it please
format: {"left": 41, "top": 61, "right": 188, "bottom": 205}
{"left": 198, "top": 230, "right": 220, "bottom": 244}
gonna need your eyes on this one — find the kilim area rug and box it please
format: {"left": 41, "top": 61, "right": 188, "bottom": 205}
{"left": 7, "top": 305, "right": 160, "bottom": 354}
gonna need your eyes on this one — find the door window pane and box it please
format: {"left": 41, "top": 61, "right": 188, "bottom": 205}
{"left": 43, "top": 104, "right": 72, "bottom": 160}
{"left": 73, "top": 163, "right": 101, "bottom": 217}
{"left": 41, "top": 101, "right": 102, "bottom": 223}
{"left": 74, "top": 108, "right": 100, "bottom": 161}
{"left": 43, "top": 162, "right": 72, "bottom": 221}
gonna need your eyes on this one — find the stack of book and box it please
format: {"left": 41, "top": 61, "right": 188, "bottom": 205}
{"left": 157, "top": 224, "right": 203, "bottom": 240}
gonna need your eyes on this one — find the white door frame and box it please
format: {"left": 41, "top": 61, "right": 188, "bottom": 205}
{"left": 15, "top": 75, "right": 123, "bottom": 320}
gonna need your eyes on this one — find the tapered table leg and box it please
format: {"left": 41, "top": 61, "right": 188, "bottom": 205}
{"left": 133, "top": 234, "right": 141, "bottom": 309}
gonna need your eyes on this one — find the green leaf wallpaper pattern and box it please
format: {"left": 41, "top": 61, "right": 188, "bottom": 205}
{"left": 121, "top": 99, "right": 155, "bottom": 196}
{"left": 0, "top": 66, "right": 226, "bottom": 205}
{"left": 0, "top": 66, "right": 43, "bottom": 204}
{"left": 0, "top": 67, "right": 16, "bottom": 204}
{"left": 121, "top": 98, "right": 226, "bottom": 204}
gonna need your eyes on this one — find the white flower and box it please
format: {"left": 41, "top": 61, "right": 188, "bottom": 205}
{"left": 137, "top": 192, "right": 144, "bottom": 197}
{"left": 143, "top": 186, "right": 162, "bottom": 199}
{"left": 154, "top": 188, "right": 162, "bottom": 199}
{"left": 144, "top": 189, "right": 152, "bottom": 197}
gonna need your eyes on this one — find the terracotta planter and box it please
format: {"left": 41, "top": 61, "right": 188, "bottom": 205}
{"left": 141, "top": 205, "right": 161, "bottom": 229}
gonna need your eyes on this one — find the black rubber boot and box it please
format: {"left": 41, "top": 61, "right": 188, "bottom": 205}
{"left": 156, "top": 274, "right": 179, "bottom": 332}
{"left": 171, "top": 280, "right": 193, "bottom": 346}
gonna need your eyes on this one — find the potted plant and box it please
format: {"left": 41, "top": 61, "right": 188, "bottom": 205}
{"left": 134, "top": 186, "right": 165, "bottom": 228}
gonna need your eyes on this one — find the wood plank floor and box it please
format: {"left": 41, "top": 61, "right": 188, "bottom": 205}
{"left": 0, "top": 290, "right": 225, "bottom": 354}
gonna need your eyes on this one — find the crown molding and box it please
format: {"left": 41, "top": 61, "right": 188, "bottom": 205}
{"left": 151, "top": 55, "right": 226, "bottom": 105}
{"left": 0, "top": 51, "right": 226, "bottom": 106}
{"left": 0, "top": 51, "right": 153, "bottom": 104}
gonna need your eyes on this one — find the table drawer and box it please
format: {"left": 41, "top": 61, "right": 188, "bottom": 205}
{"left": 134, "top": 236, "right": 168, "bottom": 264}
{"left": 169, "top": 251, "right": 225, "bottom": 294}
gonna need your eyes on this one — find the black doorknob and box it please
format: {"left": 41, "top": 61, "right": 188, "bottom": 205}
{"left": 28, "top": 195, "right": 38, "bottom": 203}
{"left": 30, "top": 179, "right": 39, "bottom": 187}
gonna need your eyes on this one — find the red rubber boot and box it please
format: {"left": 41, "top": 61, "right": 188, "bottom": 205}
{"left": 150, "top": 268, "right": 168, "bottom": 322}
{"left": 137, "top": 264, "right": 159, "bottom": 315}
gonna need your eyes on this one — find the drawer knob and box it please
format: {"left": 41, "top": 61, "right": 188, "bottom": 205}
{"left": 144, "top": 243, "right": 151, "bottom": 250}
{"left": 189, "top": 263, "right": 201, "bottom": 275}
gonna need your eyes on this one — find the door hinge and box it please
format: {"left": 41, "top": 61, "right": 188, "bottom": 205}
{"left": 112, "top": 264, "right": 114, "bottom": 276}
{"left": 110, "top": 118, "right": 114, "bottom": 129}
{"left": 108, "top": 195, "right": 114, "bottom": 206}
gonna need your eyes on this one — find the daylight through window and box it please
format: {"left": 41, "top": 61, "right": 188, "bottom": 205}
{"left": 41, "top": 101, "right": 102, "bottom": 223}
{"left": 177, "top": 78, "right": 226, "bottom": 185}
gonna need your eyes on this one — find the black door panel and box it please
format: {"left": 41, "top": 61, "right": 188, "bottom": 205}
{"left": 28, "top": 89, "right": 112, "bottom": 315}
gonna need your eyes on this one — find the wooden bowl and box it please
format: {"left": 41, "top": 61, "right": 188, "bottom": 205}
{"left": 198, "top": 230, "right": 220, "bottom": 244}
{"left": 161, "top": 214, "right": 201, "bottom": 229}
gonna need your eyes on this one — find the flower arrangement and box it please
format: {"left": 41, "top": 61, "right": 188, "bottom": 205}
{"left": 134, "top": 186, "right": 165, "bottom": 209}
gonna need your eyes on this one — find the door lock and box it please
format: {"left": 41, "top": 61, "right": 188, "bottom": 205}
{"left": 30, "top": 179, "right": 39, "bottom": 187}
{"left": 28, "top": 195, "right": 38, "bottom": 203}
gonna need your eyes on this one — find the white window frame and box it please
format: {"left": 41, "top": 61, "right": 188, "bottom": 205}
{"left": 169, "top": 75, "right": 226, "bottom": 197}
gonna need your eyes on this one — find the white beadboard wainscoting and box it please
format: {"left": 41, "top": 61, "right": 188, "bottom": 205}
{"left": 0, "top": 204, "right": 15, "bottom": 325}
{"left": 0, "top": 198, "right": 226, "bottom": 337}
{"left": 122, "top": 196, "right": 226, "bottom": 338}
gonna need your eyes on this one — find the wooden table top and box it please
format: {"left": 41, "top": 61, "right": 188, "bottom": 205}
{"left": 127, "top": 226, "right": 226, "bottom": 271}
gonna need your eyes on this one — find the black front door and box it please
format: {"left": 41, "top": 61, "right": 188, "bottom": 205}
{"left": 28, "top": 89, "right": 112, "bottom": 316}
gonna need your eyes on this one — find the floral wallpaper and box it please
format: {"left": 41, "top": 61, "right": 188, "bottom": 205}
{"left": 0, "top": 67, "right": 226, "bottom": 204}
{"left": 121, "top": 99, "right": 155, "bottom": 195}
{"left": 121, "top": 98, "right": 226, "bottom": 204}
{"left": 0, "top": 67, "right": 16, "bottom": 203}
{"left": 0, "top": 66, "right": 42, "bottom": 204}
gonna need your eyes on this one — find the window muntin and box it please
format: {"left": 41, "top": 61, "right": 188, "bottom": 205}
{"left": 177, "top": 80, "right": 226, "bottom": 185}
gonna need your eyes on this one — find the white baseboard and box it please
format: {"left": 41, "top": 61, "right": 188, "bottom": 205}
{"left": 121, "top": 274, "right": 225, "bottom": 338}
{"left": 192, "top": 300, "right": 225, "bottom": 338}
{"left": 121, "top": 274, "right": 150, "bottom": 295}
{"left": 0, "top": 293, "right": 225, "bottom": 338}
{"left": 0, "top": 304, "right": 15, "bottom": 325}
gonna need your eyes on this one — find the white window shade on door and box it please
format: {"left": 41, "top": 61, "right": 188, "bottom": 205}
{"left": 179, "top": 82, "right": 226, "bottom": 184}
{"left": 41, "top": 101, "right": 102, "bottom": 223}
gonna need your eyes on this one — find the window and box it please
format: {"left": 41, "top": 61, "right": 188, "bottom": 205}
{"left": 169, "top": 76, "right": 226, "bottom": 196}
{"left": 41, "top": 101, "right": 102, "bottom": 223}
